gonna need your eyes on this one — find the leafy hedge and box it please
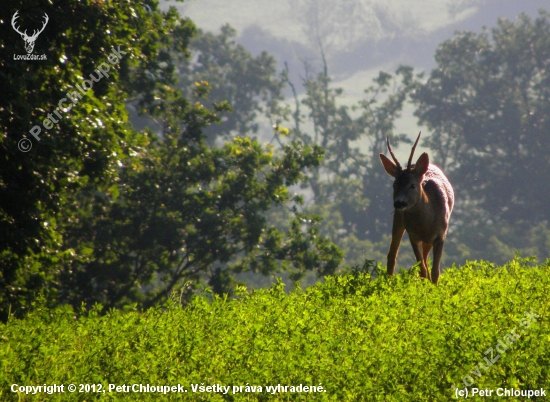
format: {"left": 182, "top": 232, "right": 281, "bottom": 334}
{"left": 1, "top": 258, "right": 549, "bottom": 401}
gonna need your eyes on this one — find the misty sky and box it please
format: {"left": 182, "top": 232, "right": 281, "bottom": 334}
{"left": 162, "top": 0, "right": 549, "bottom": 158}
{"left": 166, "top": 0, "right": 547, "bottom": 71}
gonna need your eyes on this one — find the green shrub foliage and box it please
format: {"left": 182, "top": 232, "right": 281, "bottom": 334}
{"left": 2, "top": 258, "right": 549, "bottom": 401}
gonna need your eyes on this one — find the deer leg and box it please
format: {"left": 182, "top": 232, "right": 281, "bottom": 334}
{"left": 422, "top": 243, "right": 432, "bottom": 281}
{"left": 431, "top": 237, "right": 444, "bottom": 285}
{"left": 387, "top": 211, "right": 405, "bottom": 276}
{"left": 410, "top": 240, "right": 429, "bottom": 279}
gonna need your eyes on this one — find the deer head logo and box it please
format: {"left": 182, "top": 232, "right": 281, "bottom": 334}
{"left": 12, "top": 11, "right": 49, "bottom": 54}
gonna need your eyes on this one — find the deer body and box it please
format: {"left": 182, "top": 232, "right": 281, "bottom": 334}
{"left": 380, "top": 133, "right": 453, "bottom": 284}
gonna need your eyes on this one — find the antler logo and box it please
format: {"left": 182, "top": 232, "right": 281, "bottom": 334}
{"left": 12, "top": 11, "right": 49, "bottom": 54}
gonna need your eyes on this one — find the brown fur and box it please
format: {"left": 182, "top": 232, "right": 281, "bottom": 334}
{"left": 379, "top": 134, "right": 454, "bottom": 284}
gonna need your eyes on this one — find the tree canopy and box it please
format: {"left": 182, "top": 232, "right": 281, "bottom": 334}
{"left": 0, "top": 0, "right": 341, "bottom": 318}
{"left": 413, "top": 10, "right": 550, "bottom": 263}
{"left": 2, "top": 1, "right": 550, "bottom": 319}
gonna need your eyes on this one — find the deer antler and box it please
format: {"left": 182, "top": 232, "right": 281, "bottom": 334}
{"left": 30, "top": 13, "right": 49, "bottom": 40}
{"left": 11, "top": 11, "right": 49, "bottom": 53}
{"left": 11, "top": 11, "right": 25, "bottom": 37}
{"left": 11, "top": 12, "right": 49, "bottom": 39}
{"left": 386, "top": 136, "right": 401, "bottom": 169}
{"left": 407, "top": 131, "right": 422, "bottom": 169}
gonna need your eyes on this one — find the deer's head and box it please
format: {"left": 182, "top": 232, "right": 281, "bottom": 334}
{"left": 12, "top": 11, "right": 49, "bottom": 54}
{"left": 379, "top": 132, "right": 429, "bottom": 211}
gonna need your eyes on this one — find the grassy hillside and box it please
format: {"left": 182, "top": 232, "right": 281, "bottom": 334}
{"left": 1, "top": 258, "right": 549, "bottom": 401}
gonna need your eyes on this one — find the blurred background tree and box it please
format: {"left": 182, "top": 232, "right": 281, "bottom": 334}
{"left": 3, "top": 0, "right": 550, "bottom": 320}
{"left": 276, "top": 60, "right": 417, "bottom": 268}
{"left": 412, "top": 10, "right": 550, "bottom": 264}
{"left": 172, "top": 9, "right": 550, "bottom": 270}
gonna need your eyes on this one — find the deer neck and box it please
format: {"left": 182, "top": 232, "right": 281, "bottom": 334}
{"left": 404, "top": 189, "right": 431, "bottom": 220}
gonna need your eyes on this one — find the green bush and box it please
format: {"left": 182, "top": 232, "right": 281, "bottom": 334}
{"left": 1, "top": 257, "right": 549, "bottom": 401}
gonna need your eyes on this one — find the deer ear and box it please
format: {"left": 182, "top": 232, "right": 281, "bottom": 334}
{"left": 415, "top": 153, "right": 429, "bottom": 175}
{"left": 380, "top": 154, "right": 398, "bottom": 177}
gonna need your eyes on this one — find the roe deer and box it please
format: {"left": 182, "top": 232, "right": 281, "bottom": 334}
{"left": 379, "top": 132, "right": 454, "bottom": 284}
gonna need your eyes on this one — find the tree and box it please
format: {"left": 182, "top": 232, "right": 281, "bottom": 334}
{"left": 0, "top": 0, "right": 193, "bottom": 318}
{"left": 176, "top": 24, "right": 284, "bottom": 144}
{"left": 55, "top": 9, "right": 342, "bottom": 309}
{"left": 276, "top": 55, "right": 416, "bottom": 267}
{"left": 1, "top": 0, "right": 342, "bottom": 317}
{"left": 62, "top": 128, "right": 340, "bottom": 308}
{"left": 412, "top": 10, "right": 550, "bottom": 263}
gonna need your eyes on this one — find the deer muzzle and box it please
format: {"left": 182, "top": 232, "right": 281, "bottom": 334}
{"left": 393, "top": 200, "right": 408, "bottom": 210}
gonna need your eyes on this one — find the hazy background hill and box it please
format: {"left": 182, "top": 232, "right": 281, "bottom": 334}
{"left": 165, "top": 0, "right": 548, "bottom": 83}
{"left": 162, "top": 0, "right": 550, "bottom": 153}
